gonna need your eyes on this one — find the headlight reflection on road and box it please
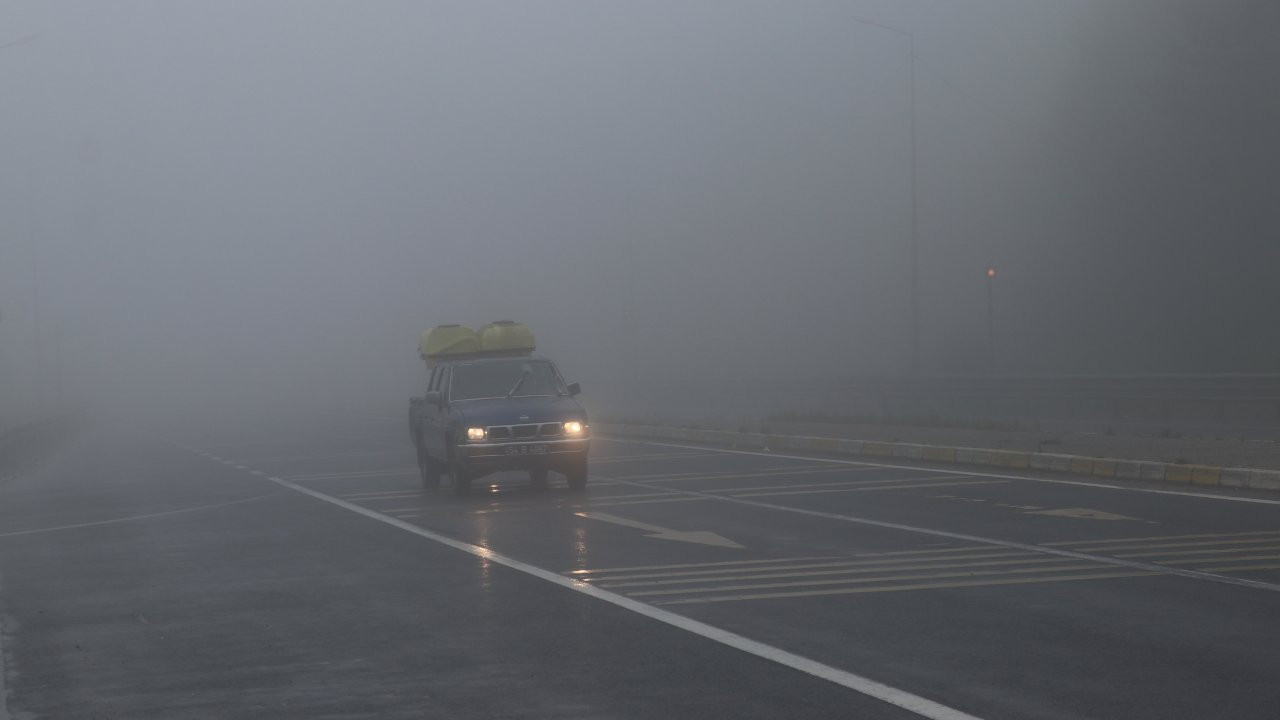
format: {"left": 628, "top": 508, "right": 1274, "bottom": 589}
{"left": 572, "top": 524, "right": 589, "bottom": 575}
{"left": 473, "top": 514, "right": 494, "bottom": 593}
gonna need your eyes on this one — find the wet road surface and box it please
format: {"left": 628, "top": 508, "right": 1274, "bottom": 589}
{"left": 1, "top": 412, "right": 1279, "bottom": 719}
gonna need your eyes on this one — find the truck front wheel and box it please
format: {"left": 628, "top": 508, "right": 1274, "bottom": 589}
{"left": 450, "top": 451, "right": 472, "bottom": 497}
{"left": 418, "top": 447, "right": 441, "bottom": 491}
{"left": 565, "top": 459, "right": 588, "bottom": 492}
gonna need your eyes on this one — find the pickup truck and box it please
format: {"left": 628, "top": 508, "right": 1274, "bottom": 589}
{"left": 409, "top": 356, "right": 589, "bottom": 496}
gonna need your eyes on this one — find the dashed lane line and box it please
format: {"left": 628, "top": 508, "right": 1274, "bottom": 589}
{"left": 0, "top": 493, "right": 282, "bottom": 539}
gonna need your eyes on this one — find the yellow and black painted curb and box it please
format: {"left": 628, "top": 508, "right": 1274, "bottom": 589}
{"left": 596, "top": 423, "right": 1280, "bottom": 493}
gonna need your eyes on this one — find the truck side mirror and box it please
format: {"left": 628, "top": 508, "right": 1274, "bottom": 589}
{"left": 567, "top": 382, "right": 581, "bottom": 397}
{"left": 425, "top": 390, "right": 444, "bottom": 405}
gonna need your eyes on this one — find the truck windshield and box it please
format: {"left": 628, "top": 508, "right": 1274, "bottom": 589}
{"left": 450, "top": 360, "right": 564, "bottom": 400}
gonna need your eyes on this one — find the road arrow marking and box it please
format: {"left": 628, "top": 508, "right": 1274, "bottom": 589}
{"left": 576, "top": 512, "right": 745, "bottom": 549}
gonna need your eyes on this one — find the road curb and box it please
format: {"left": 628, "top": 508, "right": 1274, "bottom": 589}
{"left": 597, "top": 423, "right": 1280, "bottom": 494}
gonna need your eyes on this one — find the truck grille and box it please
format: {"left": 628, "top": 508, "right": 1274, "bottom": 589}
{"left": 485, "top": 423, "right": 563, "bottom": 442}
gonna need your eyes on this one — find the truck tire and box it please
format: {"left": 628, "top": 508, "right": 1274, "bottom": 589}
{"left": 450, "top": 451, "right": 472, "bottom": 497}
{"left": 419, "top": 447, "right": 441, "bottom": 491}
{"left": 566, "top": 459, "right": 588, "bottom": 492}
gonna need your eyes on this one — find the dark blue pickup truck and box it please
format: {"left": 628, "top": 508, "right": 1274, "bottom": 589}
{"left": 409, "top": 356, "right": 589, "bottom": 496}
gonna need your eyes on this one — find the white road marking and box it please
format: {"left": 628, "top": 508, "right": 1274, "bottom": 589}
{"left": 625, "top": 562, "right": 1109, "bottom": 597}
{"left": 253, "top": 473, "right": 983, "bottom": 720}
{"left": 592, "top": 451, "right": 723, "bottom": 464}
{"left": 341, "top": 490, "right": 425, "bottom": 500}
{"left": 597, "top": 556, "right": 1077, "bottom": 589}
{"left": 596, "top": 474, "right": 1280, "bottom": 595}
{"left": 576, "top": 512, "right": 744, "bottom": 548}
{"left": 1166, "top": 552, "right": 1280, "bottom": 565}
{"left": 681, "top": 474, "right": 963, "bottom": 495}
{"left": 1047, "top": 529, "right": 1280, "bottom": 547}
{"left": 1096, "top": 536, "right": 1280, "bottom": 552}
{"left": 567, "top": 555, "right": 852, "bottom": 575}
{"left": 0, "top": 493, "right": 281, "bottom": 539}
{"left": 284, "top": 469, "right": 419, "bottom": 482}
{"left": 601, "top": 436, "right": 1280, "bottom": 507}
{"left": 615, "top": 465, "right": 857, "bottom": 483}
{"left": 652, "top": 569, "right": 1156, "bottom": 606}
{"left": 585, "top": 496, "right": 711, "bottom": 508}
{"left": 728, "top": 480, "right": 1006, "bottom": 498}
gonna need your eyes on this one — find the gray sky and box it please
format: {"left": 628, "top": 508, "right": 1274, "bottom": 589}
{"left": 1, "top": 1, "right": 1276, "bottom": 423}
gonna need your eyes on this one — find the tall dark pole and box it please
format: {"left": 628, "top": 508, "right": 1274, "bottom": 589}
{"left": 908, "top": 32, "right": 919, "bottom": 377}
{"left": 986, "top": 266, "right": 997, "bottom": 372}
{"left": 852, "top": 17, "right": 919, "bottom": 376}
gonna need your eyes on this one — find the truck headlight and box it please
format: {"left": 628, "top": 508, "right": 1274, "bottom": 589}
{"left": 466, "top": 427, "right": 486, "bottom": 441}
{"left": 563, "top": 421, "right": 585, "bottom": 436}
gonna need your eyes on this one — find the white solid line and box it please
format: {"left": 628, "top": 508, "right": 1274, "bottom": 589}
{"left": 607, "top": 436, "right": 1280, "bottom": 506}
{"left": 0, "top": 493, "right": 281, "bottom": 539}
{"left": 256, "top": 474, "right": 982, "bottom": 720}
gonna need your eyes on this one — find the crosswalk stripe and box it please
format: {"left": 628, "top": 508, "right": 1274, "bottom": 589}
{"left": 1046, "top": 529, "right": 1280, "bottom": 547}
{"left": 651, "top": 570, "right": 1155, "bottom": 605}
{"left": 585, "top": 550, "right": 1034, "bottom": 583}
{"left": 628, "top": 562, "right": 1106, "bottom": 598}
{"left": 1120, "top": 544, "right": 1280, "bottom": 560}
{"left": 598, "top": 556, "right": 1075, "bottom": 590}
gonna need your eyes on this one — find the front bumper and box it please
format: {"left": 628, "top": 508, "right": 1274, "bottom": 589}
{"left": 458, "top": 437, "right": 589, "bottom": 472}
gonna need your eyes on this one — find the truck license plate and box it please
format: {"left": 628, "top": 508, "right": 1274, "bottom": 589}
{"left": 505, "top": 444, "right": 547, "bottom": 456}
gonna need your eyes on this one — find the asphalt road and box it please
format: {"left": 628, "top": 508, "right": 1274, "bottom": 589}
{"left": 2, "top": 412, "right": 1279, "bottom": 719}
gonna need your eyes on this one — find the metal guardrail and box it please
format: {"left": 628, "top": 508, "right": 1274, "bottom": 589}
{"left": 584, "top": 374, "right": 1280, "bottom": 437}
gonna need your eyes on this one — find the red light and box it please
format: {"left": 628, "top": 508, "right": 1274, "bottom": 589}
{"left": 986, "top": 267, "right": 997, "bottom": 278}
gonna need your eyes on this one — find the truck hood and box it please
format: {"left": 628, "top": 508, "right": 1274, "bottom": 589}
{"left": 451, "top": 395, "right": 587, "bottom": 427}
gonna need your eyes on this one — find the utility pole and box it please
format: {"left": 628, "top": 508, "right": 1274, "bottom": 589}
{"left": 851, "top": 17, "right": 919, "bottom": 376}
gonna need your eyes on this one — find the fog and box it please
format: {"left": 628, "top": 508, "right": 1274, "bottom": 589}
{"left": 1, "top": 1, "right": 1277, "bottom": 428}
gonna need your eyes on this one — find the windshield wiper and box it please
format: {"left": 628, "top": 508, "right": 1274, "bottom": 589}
{"left": 506, "top": 370, "right": 530, "bottom": 398}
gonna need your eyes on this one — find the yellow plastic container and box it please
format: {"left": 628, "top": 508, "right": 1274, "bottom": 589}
{"left": 478, "top": 320, "right": 536, "bottom": 355}
{"left": 419, "top": 325, "right": 481, "bottom": 365}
